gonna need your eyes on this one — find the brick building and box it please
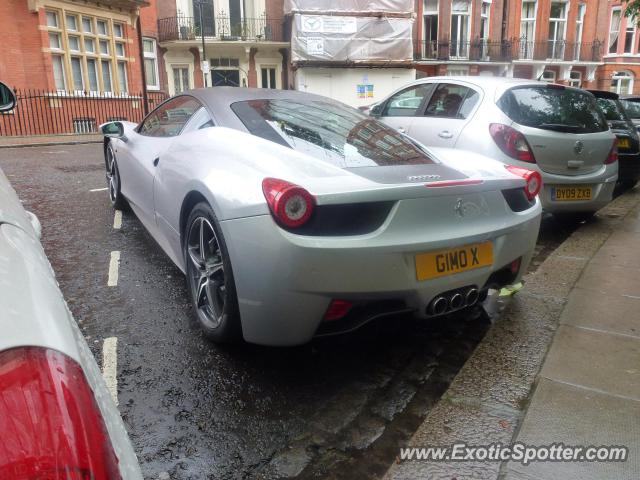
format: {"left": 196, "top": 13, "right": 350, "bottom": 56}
{"left": 413, "top": 0, "right": 640, "bottom": 95}
{"left": 5, "top": 0, "right": 640, "bottom": 137}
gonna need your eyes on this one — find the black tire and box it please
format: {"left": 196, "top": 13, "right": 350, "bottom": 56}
{"left": 554, "top": 211, "right": 595, "bottom": 223}
{"left": 105, "top": 143, "right": 128, "bottom": 210}
{"left": 183, "top": 202, "right": 242, "bottom": 343}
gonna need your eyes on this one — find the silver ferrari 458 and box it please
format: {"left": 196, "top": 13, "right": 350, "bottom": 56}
{"left": 101, "top": 88, "right": 542, "bottom": 346}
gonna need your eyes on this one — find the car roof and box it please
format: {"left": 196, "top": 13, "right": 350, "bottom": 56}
{"left": 586, "top": 89, "right": 619, "bottom": 100}
{"left": 186, "top": 87, "right": 339, "bottom": 111}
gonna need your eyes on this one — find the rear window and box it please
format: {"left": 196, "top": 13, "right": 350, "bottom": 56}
{"left": 595, "top": 98, "right": 627, "bottom": 122}
{"left": 621, "top": 99, "right": 640, "bottom": 119}
{"left": 230, "top": 99, "right": 436, "bottom": 168}
{"left": 497, "top": 86, "right": 608, "bottom": 133}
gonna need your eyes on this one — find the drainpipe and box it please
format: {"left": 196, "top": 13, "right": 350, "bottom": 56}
{"left": 136, "top": 15, "right": 149, "bottom": 114}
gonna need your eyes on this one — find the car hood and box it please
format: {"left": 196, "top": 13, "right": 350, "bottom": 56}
{"left": 0, "top": 167, "right": 39, "bottom": 237}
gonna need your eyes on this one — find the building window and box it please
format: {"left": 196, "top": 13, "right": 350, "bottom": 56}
{"left": 117, "top": 62, "right": 128, "bottom": 93}
{"left": 87, "top": 58, "right": 99, "bottom": 92}
{"left": 541, "top": 70, "right": 556, "bottom": 83}
{"left": 45, "top": 9, "right": 128, "bottom": 94}
{"left": 548, "top": 2, "right": 567, "bottom": 60}
{"left": 172, "top": 66, "right": 190, "bottom": 94}
{"left": 624, "top": 19, "right": 636, "bottom": 54}
{"left": 610, "top": 9, "right": 622, "bottom": 54}
{"left": 480, "top": 1, "right": 491, "bottom": 59}
{"left": 574, "top": 4, "right": 586, "bottom": 60}
{"left": 423, "top": 0, "right": 438, "bottom": 59}
{"left": 520, "top": 1, "right": 536, "bottom": 60}
{"left": 143, "top": 38, "right": 159, "bottom": 90}
{"left": 70, "top": 56, "right": 84, "bottom": 90}
{"left": 450, "top": 0, "right": 471, "bottom": 59}
{"left": 52, "top": 55, "right": 66, "bottom": 90}
{"left": 611, "top": 70, "right": 634, "bottom": 94}
{"left": 447, "top": 66, "right": 469, "bottom": 76}
{"left": 261, "top": 67, "right": 277, "bottom": 88}
{"left": 569, "top": 70, "right": 582, "bottom": 88}
{"left": 46, "top": 11, "right": 59, "bottom": 28}
{"left": 102, "top": 60, "right": 113, "bottom": 92}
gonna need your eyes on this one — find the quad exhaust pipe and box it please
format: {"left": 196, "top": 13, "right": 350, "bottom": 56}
{"left": 429, "top": 296, "right": 448, "bottom": 316}
{"left": 427, "top": 286, "right": 481, "bottom": 316}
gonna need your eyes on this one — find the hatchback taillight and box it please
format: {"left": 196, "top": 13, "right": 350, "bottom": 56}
{"left": 605, "top": 138, "right": 618, "bottom": 164}
{"left": 0, "top": 347, "right": 121, "bottom": 480}
{"left": 262, "top": 177, "right": 315, "bottom": 228}
{"left": 489, "top": 123, "right": 536, "bottom": 163}
{"left": 505, "top": 165, "right": 542, "bottom": 201}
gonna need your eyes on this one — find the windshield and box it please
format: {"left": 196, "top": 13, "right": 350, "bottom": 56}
{"left": 595, "top": 98, "right": 628, "bottom": 122}
{"left": 621, "top": 99, "right": 640, "bottom": 120}
{"left": 497, "top": 86, "right": 608, "bottom": 133}
{"left": 230, "top": 99, "right": 436, "bottom": 168}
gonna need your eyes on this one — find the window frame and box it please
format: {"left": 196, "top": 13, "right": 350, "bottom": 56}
{"left": 422, "top": 82, "right": 481, "bottom": 120}
{"left": 143, "top": 37, "right": 160, "bottom": 91}
{"left": 380, "top": 83, "right": 436, "bottom": 118}
{"left": 609, "top": 8, "right": 622, "bottom": 55}
{"left": 137, "top": 95, "right": 205, "bottom": 138}
{"left": 45, "top": 8, "right": 129, "bottom": 95}
{"left": 171, "top": 65, "right": 191, "bottom": 94}
{"left": 520, "top": 1, "right": 537, "bottom": 60}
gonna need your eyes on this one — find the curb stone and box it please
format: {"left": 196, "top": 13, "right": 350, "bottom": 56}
{"left": 384, "top": 187, "right": 640, "bottom": 480}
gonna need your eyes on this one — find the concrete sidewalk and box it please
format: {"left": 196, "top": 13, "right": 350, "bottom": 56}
{"left": 0, "top": 134, "right": 101, "bottom": 148}
{"left": 385, "top": 188, "right": 640, "bottom": 480}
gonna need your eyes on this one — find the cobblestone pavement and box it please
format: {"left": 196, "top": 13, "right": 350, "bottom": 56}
{"left": 0, "top": 144, "right": 578, "bottom": 479}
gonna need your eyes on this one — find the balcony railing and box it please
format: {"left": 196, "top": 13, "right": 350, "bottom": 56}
{"left": 414, "top": 39, "right": 603, "bottom": 63}
{"left": 158, "top": 15, "right": 284, "bottom": 43}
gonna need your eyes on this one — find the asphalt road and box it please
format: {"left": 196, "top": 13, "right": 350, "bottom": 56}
{"left": 0, "top": 144, "right": 578, "bottom": 480}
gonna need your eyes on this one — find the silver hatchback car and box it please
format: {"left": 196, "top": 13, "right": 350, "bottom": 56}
{"left": 370, "top": 77, "right": 618, "bottom": 215}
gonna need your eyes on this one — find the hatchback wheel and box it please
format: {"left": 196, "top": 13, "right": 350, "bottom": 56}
{"left": 105, "top": 144, "right": 127, "bottom": 210}
{"left": 184, "top": 202, "right": 241, "bottom": 343}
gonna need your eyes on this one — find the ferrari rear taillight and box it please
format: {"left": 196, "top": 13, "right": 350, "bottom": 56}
{"left": 605, "top": 138, "right": 618, "bottom": 164}
{"left": 489, "top": 123, "right": 536, "bottom": 163}
{"left": 0, "top": 347, "right": 121, "bottom": 480}
{"left": 505, "top": 165, "right": 542, "bottom": 201}
{"left": 262, "top": 177, "right": 315, "bottom": 228}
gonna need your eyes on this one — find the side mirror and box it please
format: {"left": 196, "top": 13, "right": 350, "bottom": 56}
{"left": 101, "top": 121, "right": 125, "bottom": 139}
{"left": 370, "top": 103, "right": 383, "bottom": 117}
{"left": 0, "top": 82, "right": 16, "bottom": 112}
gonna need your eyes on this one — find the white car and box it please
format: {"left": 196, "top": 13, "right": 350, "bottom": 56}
{"left": 370, "top": 76, "right": 619, "bottom": 217}
{"left": 0, "top": 83, "right": 142, "bottom": 479}
{"left": 101, "top": 87, "right": 542, "bottom": 346}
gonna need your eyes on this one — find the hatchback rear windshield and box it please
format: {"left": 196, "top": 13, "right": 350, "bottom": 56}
{"left": 230, "top": 99, "right": 435, "bottom": 167}
{"left": 497, "top": 86, "right": 608, "bottom": 133}
{"left": 595, "top": 98, "right": 627, "bottom": 122}
{"left": 620, "top": 99, "right": 640, "bottom": 119}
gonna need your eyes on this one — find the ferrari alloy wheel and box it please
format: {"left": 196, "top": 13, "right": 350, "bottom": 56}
{"left": 184, "top": 202, "right": 241, "bottom": 342}
{"left": 105, "top": 144, "right": 127, "bottom": 210}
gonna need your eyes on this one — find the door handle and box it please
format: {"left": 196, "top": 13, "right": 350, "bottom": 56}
{"left": 153, "top": 157, "right": 159, "bottom": 167}
{"left": 398, "top": 127, "right": 406, "bottom": 134}
{"left": 438, "top": 130, "right": 453, "bottom": 139}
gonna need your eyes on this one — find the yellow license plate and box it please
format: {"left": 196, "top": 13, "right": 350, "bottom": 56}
{"left": 552, "top": 186, "right": 593, "bottom": 201}
{"left": 415, "top": 242, "right": 493, "bottom": 281}
{"left": 618, "top": 138, "right": 631, "bottom": 149}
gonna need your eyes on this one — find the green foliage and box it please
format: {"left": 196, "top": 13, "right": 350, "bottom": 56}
{"left": 624, "top": 0, "right": 640, "bottom": 24}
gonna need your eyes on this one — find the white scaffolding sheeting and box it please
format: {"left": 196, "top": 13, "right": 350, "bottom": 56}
{"left": 292, "top": 15, "right": 413, "bottom": 62}
{"left": 284, "top": 0, "right": 414, "bottom": 15}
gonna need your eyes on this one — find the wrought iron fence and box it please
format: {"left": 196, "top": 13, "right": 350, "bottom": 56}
{"left": 414, "top": 38, "right": 603, "bottom": 63}
{"left": 158, "top": 15, "right": 284, "bottom": 43}
{"left": 0, "top": 89, "right": 168, "bottom": 137}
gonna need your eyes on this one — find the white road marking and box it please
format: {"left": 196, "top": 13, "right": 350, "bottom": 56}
{"left": 90, "top": 187, "right": 108, "bottom": 192}
{"left": 102, "top": 337, "right": 118, "bottom": 405}
{"left": 113, "top": 210, "right": 122, "bottom": 229}
{"left": 108, "top": 251, "right": 120, "bottom": 287}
